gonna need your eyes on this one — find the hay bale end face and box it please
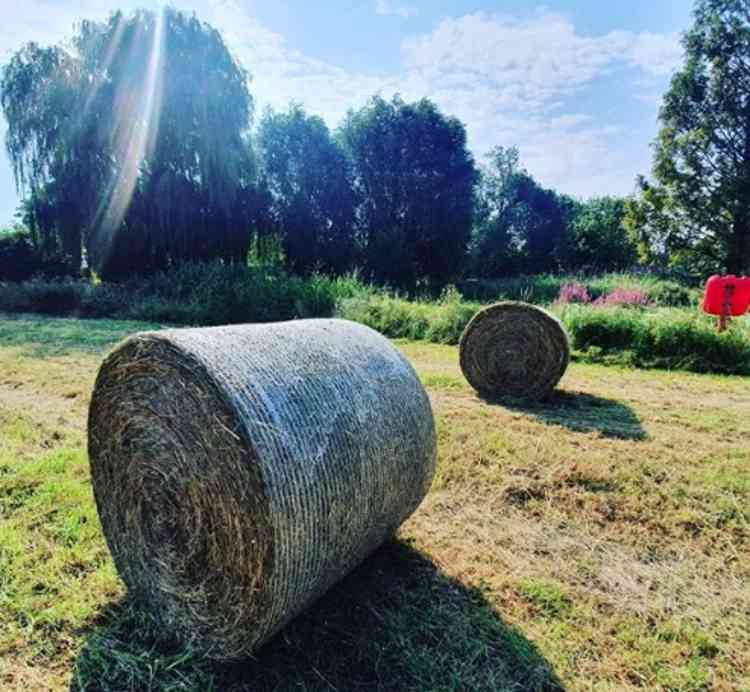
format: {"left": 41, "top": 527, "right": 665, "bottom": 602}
{"left": 88, "top": 319, "right": 436, "bottom": 659}
{"left": 459, "top": 302, "right": 570, "bottom": 399}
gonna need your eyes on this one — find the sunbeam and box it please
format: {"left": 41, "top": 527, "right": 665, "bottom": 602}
{"left": 90, "top": 7, "right": 165, "bottom": 267}
{"left": 81, "top": 13, "right": 126, "bottom": 120}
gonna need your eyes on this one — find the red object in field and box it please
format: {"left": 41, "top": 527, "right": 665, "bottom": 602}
{"left": 703, "top": 275, "right": 750, "bottom": 331}
{"left": 703, "top": 275, "right": 750, "bottom": 316}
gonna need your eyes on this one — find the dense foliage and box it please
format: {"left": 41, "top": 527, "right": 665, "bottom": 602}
{"left": 470, "top": 148, "right": 634, "bottom": 276}
{"left": 569, "top": 196, "right": 637, "bottom": 271}
{"left": 257, "top": 105, "right": 357, "bottom": 275}
{"left": 2, "top": 9, "right": 260, "bottom": 280}
{"left": 0, "top": 226, "right": 41, "bottom": 281}
{"left": 0, "top": 261, "right": 362, "bottom": 324}
{"left": 339, "top": 95, "right": 478, "bottom": 289}
{"left": 627, "top": 0, "right": 750, "bottom": 275}
{"left": 0, "top": 225, "right": 71, "bottom": 281}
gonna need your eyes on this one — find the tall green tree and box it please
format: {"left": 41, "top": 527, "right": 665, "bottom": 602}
{"left": 569, "top": 196, "right": 636, "bottom": 271}
{"left": 470, "top": 146, "right": 523, "bottom": 276}
{"left": 257, "top": 105, "right": 357, "bottom": 274}
{"left": 339, "top": 95, "right": 477, "bottom": 289}
{"left": 470, "top": 146, "right": 572, "bottom": 276}
{"left": 627, "top": 0, "right": 750, "bottom": 274}
{"left": 1, "top": 44, "right": 88, "bottom": 271}
{"left": 512, "top": 174, "right": 573, "bottom": 273}
{"left": 2, "top": 8, "right": 259, "bottom": 280}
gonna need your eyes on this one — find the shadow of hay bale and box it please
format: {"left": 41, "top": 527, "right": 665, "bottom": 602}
{"left": 481, "top": 390, "right": 647, "bottom": 441}
{"left": 71, "top": 540, "right": 564, "bottom": 691}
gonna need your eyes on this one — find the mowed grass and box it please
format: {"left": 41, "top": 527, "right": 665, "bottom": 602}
{"left": 0, "top": 313, "right": 748, "bottom": 691}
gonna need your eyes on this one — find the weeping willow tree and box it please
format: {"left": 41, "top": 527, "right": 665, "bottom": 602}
{"left": 1, "top": 43, "right": 89, "bottom": 270}
{"left": 1, "top": 8, "right": 260, "bottom": 279}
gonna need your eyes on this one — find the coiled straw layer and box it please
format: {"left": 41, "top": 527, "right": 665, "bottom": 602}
{"left": 459, "top": 302, "right": 570, "bottom": 399}
{"left": 88, "top": 319, "right": 436, "bottom": 659}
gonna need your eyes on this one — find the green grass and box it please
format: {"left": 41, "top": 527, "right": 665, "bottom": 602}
{"left": 3, "top": 268, "right": 746, "bottom": 376}
{"left": 339, "top": 291, "right": 750, "bottom": 376}
{"left": 0, "top": 314, "right": 161, "bottom": 357}
{"left": 0, "top": 313, "right": 748, "bottom": 690}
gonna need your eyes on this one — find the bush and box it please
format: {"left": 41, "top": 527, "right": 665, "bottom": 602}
{"left": 649, "top": 280, "right": 696, "bottom": 307}
{"left": 560, "top": 305, "right": 750, "bottom": 375}
{"left": 0, "top": 228, "right": 42, "bottom": 281}
{"left": 592, "top": 288, "right": 652, "bottom": 308}
{"left": 458, "top": 275, "right": 565, "bottom": 304}
{"left": 555, "top": 282, "right": 591, "bottom": 304}
{"left": 0, "top": 279, "right": 85, "bottom": 314}
{"left": 0, "top": 262, "right": 371, "bottom": 325}
{"left": 459, "top": 273, "right": 701, "bottom": 307}
{"left": 339, "top": 296, "right": 431, "bottom": 341}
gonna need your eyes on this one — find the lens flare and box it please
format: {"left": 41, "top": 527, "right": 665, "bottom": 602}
{"left": 90, "top": 9, "right": 165, "bottom": 267}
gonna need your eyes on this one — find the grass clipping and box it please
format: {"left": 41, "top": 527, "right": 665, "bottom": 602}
{"left": 88, "top": 319, "right": 436, "bottom": 660}
{"left": 459, "top": 302, "right": 570, "bottom": 399}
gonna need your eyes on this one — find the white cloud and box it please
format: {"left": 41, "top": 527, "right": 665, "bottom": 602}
{"left": 375, "top": 0, "right": 418, "bottom": 20}
{"left": 618, "top": 31, "right": 684, "bottom": 76}
{"left": 394, "top": 10, "right": 680, "bottom": 195}
{"left": 401, "top": 11, "right": 681, "bottom": 114}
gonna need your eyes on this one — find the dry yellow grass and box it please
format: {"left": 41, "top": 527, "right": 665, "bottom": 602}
{"left": 0, "top": 314, "right": 748, "bottom": 691}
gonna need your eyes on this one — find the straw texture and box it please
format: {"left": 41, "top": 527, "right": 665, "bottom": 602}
{"left": 88, "top": 319, "right": 436, "bottom": 659}
{"left": 459, "top": 302, "right": 569, "bottom": 399}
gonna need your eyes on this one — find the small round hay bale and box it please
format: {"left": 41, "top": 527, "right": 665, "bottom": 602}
{"left": 459, "top": 302, "right": 569, "bottom": 399}
{"left": 88, "top": 319, "right": 436, "bottom": 659}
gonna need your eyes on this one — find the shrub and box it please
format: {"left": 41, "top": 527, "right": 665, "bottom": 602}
{"left": 458, "top": 273, "right": 700, "bottom": 307}
{"left": 0, "top": 262, "right": 370, "bottom": 325}
{"left": 0, "top": 279, "right": 84, "bottom": 314}
{"left": 560, "top": 305, "right": 750, "bottom": 375}
{"left": 561, "top": 305, "right": 644, "bottom": 352}
{"left": 339, "top": 296, "right": 431, "bottom": 341}
{"left": 0, "top": 228, "right": 42, "bottom": 282}
{"left": 593, "top": 288, "right": 652, "bottom": 308}
{"left": 458, "top": 275, "right": 565, "bottom": 304}
{"left": 425, "top": 289, "right": 479, "bottom": 344}
{"left": 338, "top": 289, "right": 480, "bottom": 345}
{"left": 555, "top": 282, "right": 591, "bottom": 304}
{"left": 649, "top": 281, "right": 696, "bottom": 307}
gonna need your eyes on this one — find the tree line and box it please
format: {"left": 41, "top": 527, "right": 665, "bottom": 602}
{"left": 2, "top": 0, "right": 749, "bottom": 287}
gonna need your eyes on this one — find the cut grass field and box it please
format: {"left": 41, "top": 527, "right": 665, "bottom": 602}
{"left": 0, "top": 313, "right": 748, "bottom": 691}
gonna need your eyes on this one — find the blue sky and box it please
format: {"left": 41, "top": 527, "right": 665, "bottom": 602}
{"left": 0, "top": 0, "right": 693, "bottom": 227}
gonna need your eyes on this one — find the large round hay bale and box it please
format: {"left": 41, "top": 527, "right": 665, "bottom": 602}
{"left": 88, "top": 319, "right": 436, "bottom": 659}
{"left": 459, "top": 302, "right": 569, "bottom": 399}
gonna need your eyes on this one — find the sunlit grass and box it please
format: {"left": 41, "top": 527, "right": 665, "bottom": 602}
{"left": 0, "top": 315, "right": 748, "bottom": 690}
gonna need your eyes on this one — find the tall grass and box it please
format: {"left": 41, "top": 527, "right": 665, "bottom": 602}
{"left": 561, "top": 305, "right": 750, "bottom": 375}
{"left": 338, "top": 293, "right": 750, "bottom": 376}
{"left": 339, "top": 288, "right": 480, "bottom": 344}
{"left": 0, "top": 262, "right": 369, "bottom": 325}
{"left": 2, "top": 265, "right": 747, "bottom": 376}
